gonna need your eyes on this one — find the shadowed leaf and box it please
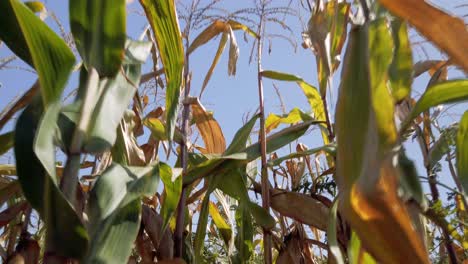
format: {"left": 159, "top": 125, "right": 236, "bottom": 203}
{"left": 70, "top": 0, "right": 126, "bottom": 77}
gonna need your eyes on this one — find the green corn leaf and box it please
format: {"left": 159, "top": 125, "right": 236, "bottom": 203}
{"left": 70, "top": 0, "right": 126, "bottom": 77}
{"left": 0, "top": 131, "right": 14, "bottom": 156}
{"left": 389, "top": 18, "right": 413, "bottom": 102}
{"left": 457, "top": 111, "right": 468, "bottom": 194}
{"left": 86, "top": 163, "right": 159, "bottom": 263}
{"left": 14, "top": 99, "right": 88, "bottom": 259}
{"left": 401, "top": 80, "right": 468, "bottom": 132}
{"left": 139, "top": 0, "right": 185, "bottom": 143}
{"left": 159, "top": 162, "right": 182, "bottom": 236}
{"left": 327, "top": 199, "right": 345, "bottom": 264}
{"left": 0, "top": 0, "right": 75, "bottom": 106}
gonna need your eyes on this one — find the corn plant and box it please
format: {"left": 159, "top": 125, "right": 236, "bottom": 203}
{"left": 0, "top": 0, "right": 467, "bottom": 263}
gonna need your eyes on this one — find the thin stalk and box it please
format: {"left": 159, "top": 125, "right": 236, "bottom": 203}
{"left": 446, "top": 151, "right": 468, "bottom": 210}
{"left": 174, "top": 34, "right": 192, "bottom": 260}
{"left": 60, "top": 67, "right": 99, "bottom": 206}
{"left": 256, "top": 2, "right": 272, "bottom": 263}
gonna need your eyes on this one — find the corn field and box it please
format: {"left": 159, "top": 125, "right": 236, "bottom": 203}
{"left": 0, "top": 0, "right": 468, "bottom": 263}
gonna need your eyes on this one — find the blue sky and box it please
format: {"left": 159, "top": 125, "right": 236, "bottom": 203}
{"left": 1, "top": 0, "right": 467, "bottom": 200}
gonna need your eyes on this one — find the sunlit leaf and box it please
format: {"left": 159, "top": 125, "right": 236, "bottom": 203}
{"left": 227, "top": 20, "right": 258, "bottom": 39}
{"left": 227, "top": 26, "right": 239, "bottom": 76}
{"left": 336, "top": 25, "right": 429, "bottom": 264}
{"left": 70, "top": 0, "right": 126, "bottom": 76}
{"left": 184, "top": 121, "right": 315, "bottom": 186}
{"left": 200, "top": 32, "right": 228, "bottom": 95}
{"left": 140, "top": 0, "right": 184, "bottom": 142}
{"left": 187, "top": 20, "right": 227, "bottom": 55}
{"left": 401, "top": 80, "right": 468, "bottom": 132}
{"left": 0, "top": 0, "right": 74, "bottom": 106}
{"left": 457, "top": 111, "right": 468, "bottom": 194}
{"left": 260, "top": 71, "right": 326, "bottom": 135}
{"left": 265, "top": 107, "right": 313, "bottom": 133}
{"left": 348, "top": 232, "right": 377, "bottom": 264}
{"left": 368, "top": 18, "right": 397, "bottom": 148}
{"left": 111, "top": 110, "right": 146, "bottom": 166}
{"left": 378, "top": 0, "right": 468, "bottom": 73}
{"left": 160, "top": 162, "right": 182, "bottom": 236}
{"left": 190, "top": 98, "right": 226, "bottom": 154}
{"left": 209, "top": 201, "right": 232, "bottom": 247}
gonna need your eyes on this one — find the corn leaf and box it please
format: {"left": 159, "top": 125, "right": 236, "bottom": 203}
{"left": 14, "top": 100, "right": 88, "bottom": 259}
{"left": 348, "top": 232, "right": 377, "bottom": 264}
{"left": 389, "top": 19, "right": 412, "bottom": 102}
{"left": 270, "top": 189, "right": 329, "bottom": 231}
{"left": 0, "top": 132, "right": 14, "bottom": 156}
{"left": 457, "top": 111, "right": 468, "bottom": 194}
{"left": 0, "top": 0, "right": 74, "bottom": 107}
{"left": 401, "top": 80, "right": 468, "bottom": 132}
{"left": 184, "top": 121, "right": 315, "bottom": 186}
{"left": 86, "top": 163, "right": 159, "bottom": 263}
{"left": 190, "top": 98, "right": 226, "bottom": 154}
{"left": 200, "top": 32, "right": 228, "bottom": 95}
{"left": 209, "top": 201, "right": 232, "bottom": 247}
{"left": 70, "top": 0, "right": 126, "bottom": 77}
{"left": 260, "top": 71, "right": 325, "bottom": 122}
{"left": 160, "top": 162, "right": 182, "bottom": 236}
{"left": 268, "top": 144, "right": 336, "bottom": 167}
{"left": 140, "top": 0, "right": 184, "bottom": 142}
{"left": 378, "top": 0, "right": 468, "bottom": 73}
{"left": 336, "top": 25, "right": 429, "bottom": 264}
{"left": 265, "top": 107, "right": 313, "bottom": 133}
{"left": 327, "top": 199, "right": 345, "bottom": 264}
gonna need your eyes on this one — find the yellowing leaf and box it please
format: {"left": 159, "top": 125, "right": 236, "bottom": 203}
{"left": 209, "top": 201, "right": 232, "bottom": 247}
{"left": 188, "top": 98, "right": 225, "bottom": 154}
{"left": 342, "top": 160, "right": 430, "bottom": 264}
{"left": 187, "top": 20, "right": 227, "bottom": 54}
{"left": 140, "top": 0, "right": 184, "bottom": 143}
{"left": 200, "top": 32, "right": 228, "bottom": 96}
{"left": 227, "top": 26, "right": 239, "bottom": 76}
{"left": 227, "top": 20, "right": 258, "bottom": 39}
{"left": 260, "top": 70, "right": 328, "bottom": 143}
{"left": 378, "top": 0, "right": 468, "bottom": 73}
{"left": 265, "top": 107, "right": 313, "bottom": 133}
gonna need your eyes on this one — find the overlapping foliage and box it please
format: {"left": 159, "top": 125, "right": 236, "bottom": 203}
{"left": 0, "top": 0, "right": 468, "bottom": 263}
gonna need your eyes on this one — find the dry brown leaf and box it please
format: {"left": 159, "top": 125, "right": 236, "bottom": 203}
{"left": 189, "top": 98, "right": 225, "bottom": 154}
{"left": 0, "top": 80, "right": 39, "bottom": 131}
{"left": 378, "top": 0, "right": 468, "bottom": 73}
{"left": 270, "top": 189, "right": 329, "bottom": 231}
{"left": 156, "top": 258, "right": 186, "bottom": 264}
{"left": 341, "top": 159, "right": 430, "bottom": 264}
{"left": 187, "top": 20, "right": 227, "bottom": 55}
{"left": 6, "top": 237, "right": 40, "bottom": 264}
{"left": 276, "top": 233, "right": 303, "bottom": 264}
{"left": 142, "top": 205, "right": 174, "bottom": 261}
